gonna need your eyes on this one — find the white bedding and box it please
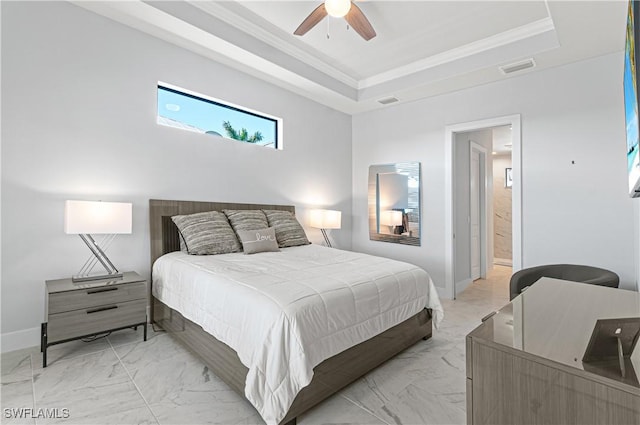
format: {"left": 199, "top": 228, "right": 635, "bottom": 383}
{"left": 152, "top": 244, "right": 443, "bottom": 425}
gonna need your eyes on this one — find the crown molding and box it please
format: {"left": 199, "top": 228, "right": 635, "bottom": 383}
{"left": 70, "top": 0, "right": 361, "bottom": 113}
{"left": 190, "top": 1, "right": 360, "bottom": 89}
{"left": 359, "top": 17, "right": 556, "bottom": 89}
{"left": 185, "top": 1, "right": 555, "bottom": 93}
{"left": 69, "top": 0, "right": 569, "bottom": 115}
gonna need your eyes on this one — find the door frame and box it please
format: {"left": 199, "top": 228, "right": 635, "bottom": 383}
{"left": 445, "top": 114, "right": 522, "bottom": 299}
{"left": 469, "top": 141, "right": 488, "bottom": 283}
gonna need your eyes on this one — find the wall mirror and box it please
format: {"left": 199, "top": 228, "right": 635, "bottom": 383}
{"left": 368, "top": 162, "right": 421, "bottom": 246}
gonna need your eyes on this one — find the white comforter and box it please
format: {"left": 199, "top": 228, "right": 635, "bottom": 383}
{"left": 152, "top": 244, "right": 443, "bottom": 425}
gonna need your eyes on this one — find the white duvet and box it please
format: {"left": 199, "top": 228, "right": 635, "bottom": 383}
{"left": 152, "top": 244, "right": 443, "bottom": 425}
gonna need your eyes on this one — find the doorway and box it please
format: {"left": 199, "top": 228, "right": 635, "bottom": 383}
{"left": 470, "top": 142, "right": 486, "bottom": 280}
{"left": 452, "top": 134, "right": 489, "bottom": 294}
{"left": 445, "top": 115, "right": 522, "bottom": 299}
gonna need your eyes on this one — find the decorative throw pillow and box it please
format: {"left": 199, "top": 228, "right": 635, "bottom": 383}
{"left": 178, "top": 232, "right": 188, "bottom": 252}
{"left": 223, "top": 210, "right": 269, "bottom": 234}
{"left": 171, "top": 211, "right": 241, "bottom": 255}
{"left": 262, "top": 210, "right": 311, "bottom": 248}
{"left": 236, "top": 227, "right": 280, "bottom": 255}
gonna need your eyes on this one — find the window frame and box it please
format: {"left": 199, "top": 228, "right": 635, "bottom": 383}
{"left": 157, "top": 82, "right": 283, "bottom": 149}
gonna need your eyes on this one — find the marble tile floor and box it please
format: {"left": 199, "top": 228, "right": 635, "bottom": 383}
{"left": 1, "top": 266, "right": 511, "bottom": 425}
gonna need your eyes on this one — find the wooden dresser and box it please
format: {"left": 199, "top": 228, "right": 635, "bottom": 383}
{"left": 466, "top": 278, "right": 640, "bottom": 425}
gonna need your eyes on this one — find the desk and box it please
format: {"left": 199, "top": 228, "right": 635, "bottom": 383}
{"left": 466, "top": 278, "right": 640, "bottom": 425}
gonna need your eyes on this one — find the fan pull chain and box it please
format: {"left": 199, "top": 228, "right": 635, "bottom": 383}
{"left": 327, "top": 16, "right": 330, "bottom": 39}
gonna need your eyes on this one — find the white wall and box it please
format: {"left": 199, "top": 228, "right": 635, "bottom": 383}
{"left": 353, "top": 52, "right": 637, "bottom": 294}
{"left": 1, "top": 2, "right": 352, "bottom": 350}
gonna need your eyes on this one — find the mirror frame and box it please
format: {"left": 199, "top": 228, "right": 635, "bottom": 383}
{"left": 368, "top": 162, "right": 421, "bottom": 246}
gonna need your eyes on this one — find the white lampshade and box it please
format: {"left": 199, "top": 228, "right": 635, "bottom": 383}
{"left": 380, "top": 210, "right": 402, "bottom": 226}
{"left": 64, "top": 200, "right": 132, "bottom": 234}
{"left": 309, "top": 209, "right": 342, "bottom": 230}
{"left": 325, "top": 0, "right": 351, "bottom": 17}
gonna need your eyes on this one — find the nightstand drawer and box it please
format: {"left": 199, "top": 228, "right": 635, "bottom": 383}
{"left": 48, "top": 281, "right": 146, "bottom": 314}
{"left": 47, "top": 298, "right": 146, "bottom": 343}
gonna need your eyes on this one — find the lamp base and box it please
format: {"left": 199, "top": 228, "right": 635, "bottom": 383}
{"left": 73, "top": 234, "right": 124, "bottom": 283}
{"left": 320, "top": 228, "right": 333, "bottom": 248}
{"left": 72, "top": 272, "right": 124, "bottom": 283}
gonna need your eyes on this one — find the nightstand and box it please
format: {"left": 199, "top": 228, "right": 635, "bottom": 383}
{"left": 41, "top": 271, "right": 147, "bottom": 367}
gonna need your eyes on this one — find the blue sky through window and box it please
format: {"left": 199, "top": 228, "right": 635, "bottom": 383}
{"left": 157, "top": 86, "right": 278, "bottom": 147}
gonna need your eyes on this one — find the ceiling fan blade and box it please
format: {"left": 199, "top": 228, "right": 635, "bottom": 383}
{"left": 294, "top": 3, "right": 328, "bottom": 36}
{"left": 345, "top": 2, "right": 376, "bottom": 41}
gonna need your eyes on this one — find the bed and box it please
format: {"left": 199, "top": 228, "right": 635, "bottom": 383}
{"left": 149, "top": 199, "right": 443, "bottom": 425}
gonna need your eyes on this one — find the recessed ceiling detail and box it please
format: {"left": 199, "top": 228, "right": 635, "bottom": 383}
{"left": 377, "top": 96, "right": 399, "bottom": 105}
{"left": 71, "top": 1, "right": 627, "bottom": 114}
{"left": 499, "top": 58, "right": 537, "bottom": 75}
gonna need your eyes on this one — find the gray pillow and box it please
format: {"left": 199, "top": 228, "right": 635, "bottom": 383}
{"left": 223, "top": 210, "right": 269, "bottom": 234}
{"left": 236, "top": 227, "right": 280, "bottom": 255}
{"left": 171, "top": 211, "right": 241, "bottom": 255}
{"left": 179, "top": 232, "right": 188, "bottom": 252}
{"left": 262, "top": 210, "right": 310, "bottom": 248}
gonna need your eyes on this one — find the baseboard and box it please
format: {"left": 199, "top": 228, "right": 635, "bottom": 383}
{"left": 494, "top": 258, "right": 513, "bottom": 267}
{"left": 1, "top": 327, "right": 40, "bottom": 353}
{"left": 455, "top": 278, "right": 473, "bottom": 296}
{"left": 435, "top": 285, "right": 450, "bottom": 300}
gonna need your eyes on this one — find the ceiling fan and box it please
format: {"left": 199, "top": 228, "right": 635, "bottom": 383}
{"left": 293, "top": 0, "right": 376, "bottom": 41}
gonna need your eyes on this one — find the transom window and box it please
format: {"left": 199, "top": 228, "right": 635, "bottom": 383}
{"left": 157, "top": 83, "right": 282, "bottom": 149}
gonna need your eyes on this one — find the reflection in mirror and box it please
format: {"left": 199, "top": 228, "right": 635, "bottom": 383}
{"left": 369, "top": 162, "right": 420, "bottom": 246}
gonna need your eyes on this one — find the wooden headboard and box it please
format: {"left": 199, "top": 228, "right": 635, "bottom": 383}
{"left": 148, "top": 199, "right": 296, "bottom": 268}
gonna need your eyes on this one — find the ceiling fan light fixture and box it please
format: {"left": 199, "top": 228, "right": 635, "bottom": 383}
{"left": 294, "top": 0, "right": 374, "bottom": 41}
{"left": 325, "top": 0, "right": 351, "bottom": 18}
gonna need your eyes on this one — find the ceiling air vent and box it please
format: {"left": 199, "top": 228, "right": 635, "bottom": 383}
{"left": 377, "top": 96, "right": 399, "bottom": 105}
{"left": 499, "top": 58, "right": 536, "bottom": 75}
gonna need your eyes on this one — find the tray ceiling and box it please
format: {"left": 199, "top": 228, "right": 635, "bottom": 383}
{"left": 234, "top": 1, "right": 550, "bottom": 79}
{"left": 73, "top": 1, "right": 627, "bottom": 114}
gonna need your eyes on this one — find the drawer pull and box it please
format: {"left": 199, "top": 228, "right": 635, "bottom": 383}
{"left": 87, "top": 287, "right": 118, "bottom": 295}
{"left": 86, "top": 305, "right": 118, "bottom": 314}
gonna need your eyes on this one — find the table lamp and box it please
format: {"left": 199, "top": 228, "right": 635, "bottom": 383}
{"left": 309, "top": 209, "right": 341, "bottom": 248}
{"left": 380, "top": 210, "right": 403, "bottom": 233}
{"left": 64, "top": 200, "right": 132, "bottom": 282}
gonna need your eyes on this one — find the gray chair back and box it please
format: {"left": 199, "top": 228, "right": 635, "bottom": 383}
{"left": 509, "top": 264, "right": 619, "bottom": 300}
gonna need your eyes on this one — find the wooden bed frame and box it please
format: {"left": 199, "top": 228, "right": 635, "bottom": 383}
{"left": 149, "top": 199, "right": 433, "bottom": 425}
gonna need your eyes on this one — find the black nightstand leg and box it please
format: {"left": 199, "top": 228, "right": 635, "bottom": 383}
{"left": 42, "top": 323, "right": 48, "bottom": 368}
{"left": 143, "top": 321, "right": 147, "bottom": 341}
{"left": 40, "top": 323, "right": 45, "bottom": 352}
